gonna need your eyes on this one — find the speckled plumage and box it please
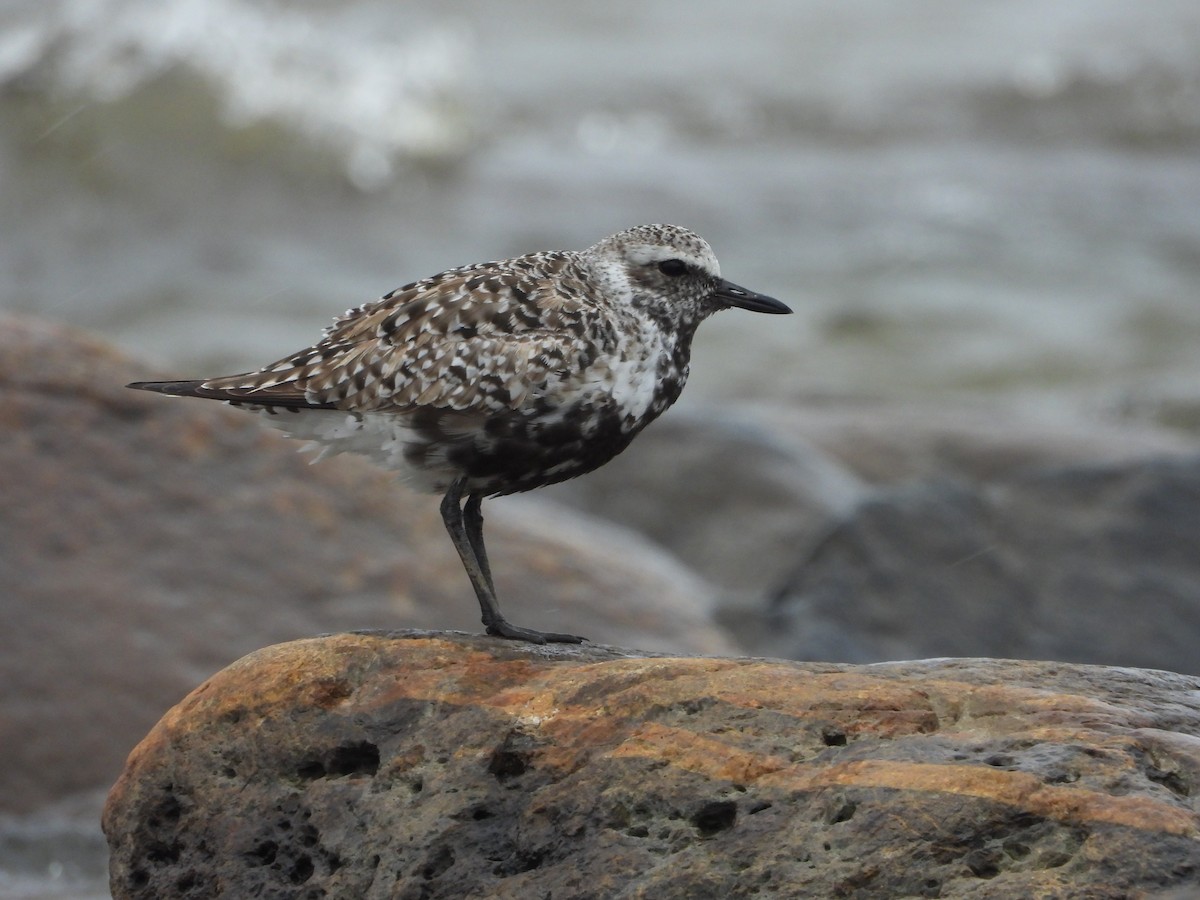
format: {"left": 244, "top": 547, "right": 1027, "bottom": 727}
{"left": 129, "top": 224, "right": 791, "bottom": 643}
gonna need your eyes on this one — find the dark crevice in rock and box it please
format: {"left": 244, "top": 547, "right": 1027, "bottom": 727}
{"left": 1148, "top": 767, "right": 1191, "bottom": 797}
{"left": 174, "top": 870, "right": 201, "bottom": 893}
{"left": 1137, "top": 745, "right": 1193, "bottom": 798}
{"left": 297, "top": 760, "right": 327, "bottom": 779}
{"left": 288, "top": 854, "right": 315, "bottom": 884}
{"left": 1037, "top": 850, "right": 1074, "bottom": 869}
{"left": 145, "top": 839, "right": 182, "bottom": 864}
{"left": 488, "top": 748, "right": 529, "bottom": 780}
{"left": 827, "top": 799, "right": 858, "bottom": 825}
{"left": 691, "top": 800, "right": 738, "bottom": 836}
{"left": 965, "top": 848, "right": 1003, "bottom": 879}
{"left": 420, "top": 845, "right": 455, "bottom": 881}
{"left": 488, "top": 731, "right": 539, "bottom": 782}
{"left": 329, "top": 742, "right": 380, "bottom": 776}
{"left": 147, "top": 794, "right": 182, "bottom": 828}
{"left": 493, "top": 848, "right": 546, "bottom": 878}
{"left": 297, "top": 741, "right": 380, "bottom": 781}
{"left": 244, "top": 840, "right": 278, "bottom": 867}
{"left": 1004, "top": 840, "right": 1032, "bottom": 859}
{"left": 822, "top": 728, "right": 848, "bottom": 746}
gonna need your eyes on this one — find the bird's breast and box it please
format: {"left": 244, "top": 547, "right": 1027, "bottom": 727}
{"left": 554, "top": 314, "right": 684, "bottom": 426}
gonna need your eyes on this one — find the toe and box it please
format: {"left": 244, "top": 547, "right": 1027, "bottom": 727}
{"left": 485, "top": 621, "right": 585, "bottom": 644}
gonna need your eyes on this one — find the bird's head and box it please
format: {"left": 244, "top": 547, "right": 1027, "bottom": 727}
{"left": 584, "top": 224, "right": 791, "bottom": 324}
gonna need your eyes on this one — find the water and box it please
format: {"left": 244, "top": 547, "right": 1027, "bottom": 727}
{"left": 3, "top": 0, "right": 1200, "bottom": 892}
{"left": 0, "top": 792, "right": 107, "bottom": 899}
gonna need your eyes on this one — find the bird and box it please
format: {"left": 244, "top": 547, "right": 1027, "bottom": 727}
{"left": 128, "top": 224, "right": 792, "bottom": 643}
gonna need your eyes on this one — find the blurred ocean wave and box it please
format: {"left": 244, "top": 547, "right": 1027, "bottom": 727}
{"left": 0, "top": 0, "right": 473, "bottom": 187}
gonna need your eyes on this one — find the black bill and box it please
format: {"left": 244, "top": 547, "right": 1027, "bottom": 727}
{"left": 714, "top": 279, "right": 792, "bottom": 314}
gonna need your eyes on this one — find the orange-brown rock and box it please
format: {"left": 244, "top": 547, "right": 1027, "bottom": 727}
{"left": 104, "top": 633, "right": 1200, "bottom": 898}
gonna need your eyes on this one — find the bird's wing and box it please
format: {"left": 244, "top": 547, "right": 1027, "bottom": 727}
{"left": 200, "top": 254, "right": 599, "bottom": 414}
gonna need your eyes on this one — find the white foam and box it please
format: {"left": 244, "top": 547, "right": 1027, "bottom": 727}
{"left": 5, "top": 0, "right": 471, "bottom": 189}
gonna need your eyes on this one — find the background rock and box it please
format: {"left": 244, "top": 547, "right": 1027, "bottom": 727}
{"left": 541, "top": 398, "right": 1197, "bottom": 597}
{"left": 757, "top": 398, "right": 1199, "bottom": 486}
{"left": 766, "top": 454, "right": 1200, "bottom": 673}
{"left": 104, "top": 632, "right": 1200, "bottom": 899}
{"left": 541, "top": 411, "right": 867, "bottom": 593}
{"left": 0, "top": 315, "right": 730, "bottom": 815}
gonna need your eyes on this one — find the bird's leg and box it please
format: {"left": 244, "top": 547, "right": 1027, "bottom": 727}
{"left": 462, "top": 490, "right": 586, "bottom": 644}
{"left": 440, "top": 479, "right": 585, "bottom": 644}
{"left": 462, "top": 492, "right": 496, "bottom": 597}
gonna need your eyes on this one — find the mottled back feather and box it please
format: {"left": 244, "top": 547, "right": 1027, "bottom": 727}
{"left": 201, "top": 252, "right": 603, "bottom": 415}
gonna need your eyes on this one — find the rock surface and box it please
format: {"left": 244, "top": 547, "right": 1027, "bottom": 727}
{"left": 0, "top": 315, "right": 729, "bottom": 813}
{"left": 768, "top": 454, "right": 1200, "bottom": 673}
{"left": 104, "top": 632, "right": 1200, "bottom": 899}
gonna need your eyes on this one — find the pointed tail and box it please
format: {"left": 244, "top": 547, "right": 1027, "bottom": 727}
{"left": 126, "top": 380, "right": 337, "bottom": 411}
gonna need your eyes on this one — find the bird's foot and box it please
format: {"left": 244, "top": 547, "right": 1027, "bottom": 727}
{"left": 485, "top": 620, "right": 586, "bottom": 644}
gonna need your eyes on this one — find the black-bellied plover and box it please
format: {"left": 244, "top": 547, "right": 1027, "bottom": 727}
{"left": 129, "top": 224, "right": 791, "bottom": 643}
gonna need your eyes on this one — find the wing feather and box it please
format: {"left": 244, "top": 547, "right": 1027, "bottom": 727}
{"left": 202, "top": 251, "right": 598, "bottom": 415}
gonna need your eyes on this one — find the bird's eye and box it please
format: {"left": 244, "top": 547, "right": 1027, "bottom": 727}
{"left": 657, "top": 259, "right": 689, "bottom": 277}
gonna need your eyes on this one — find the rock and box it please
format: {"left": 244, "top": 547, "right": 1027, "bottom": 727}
{"left": 538, "top": 398, "right": 1195, "bottom": 596}
{"left": 103, "top": 633, "right": 1200, "bottom": 899}
{"left": 753, "top": 398, "right": 1198, "bottom": 486}
{"left": 0, "top": 315, "right": 730, "bottom": 813}
{"left": 767, "top": 454, "right": 1200, "bottom": 673}
{"left": 541, "top": 411, "right": 867, "bottom": 593}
